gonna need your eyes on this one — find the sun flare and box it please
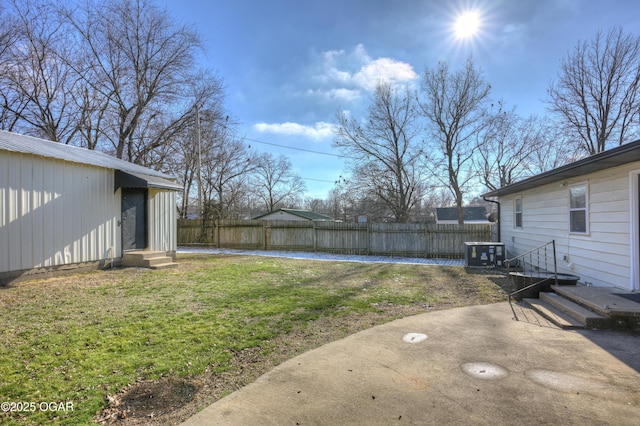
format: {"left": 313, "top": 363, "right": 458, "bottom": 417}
{"left": 454, "top": 10, "right": 481, "bottom": 39}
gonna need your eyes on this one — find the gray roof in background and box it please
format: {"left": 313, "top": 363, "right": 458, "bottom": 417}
{"left": 0, "top": 130, "right": 176, "bottom": 181}
{"left": 483, "top": 138, "right": 640, "bottom": 198}
{"left": 253, "top": 208, "right": 335, "bottom": 221}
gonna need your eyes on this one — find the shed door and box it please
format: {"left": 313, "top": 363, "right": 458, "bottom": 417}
{"left": 121, "top": 189, "right": 147, "bottom": 250}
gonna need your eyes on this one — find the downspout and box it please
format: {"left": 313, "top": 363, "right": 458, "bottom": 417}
{"left": 483, "top": 196, "right": 500, "bottom": 242}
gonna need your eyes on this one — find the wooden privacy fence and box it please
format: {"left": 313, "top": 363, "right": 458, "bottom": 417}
{"left": 178, "top": 219, "right": 494, "bottom": 258}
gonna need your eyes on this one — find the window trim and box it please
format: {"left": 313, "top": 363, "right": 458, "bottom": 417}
{"left": 514, "top": 195, "right": 523, "bottom": 229}
{"left": 569, "top": 182, "right": 589, "bottom": 234}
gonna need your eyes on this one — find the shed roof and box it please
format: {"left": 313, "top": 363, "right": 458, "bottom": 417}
{"left": 0, "top": 130, "right": 181, "bottom": 190}
{"left": 253, "top": 208, "right": 334, "bottom": 221}
{"left": 483, "top": 138, "right": 640, "bottom": 198}
{"left": 436, "top": 207, "right": 488, "bottom": 222}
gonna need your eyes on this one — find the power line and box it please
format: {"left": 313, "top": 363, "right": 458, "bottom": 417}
{"left": 241, "top": 136, "right": 351, "bottom": 186}
{"left": 243, "top": 136, "right": 346, "bottom": 158}
{"left": 301, "top": 177, "right": 339, "bottom": 183}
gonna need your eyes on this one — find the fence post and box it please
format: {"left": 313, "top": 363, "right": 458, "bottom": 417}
{"left": 424, "top": 225, "right": 429, "bottom": 258}
{"left": 263, "top": 221, "right": 268, "bottom": 250}
{"left": 199, "top": 216, "right": 206, "bottom": 244}
{"left": 312, "top": 222, "right": 317, "bottom": 252}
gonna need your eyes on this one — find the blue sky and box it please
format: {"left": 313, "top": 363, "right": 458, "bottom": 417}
{"left": 159, "top": 0, "right": 640, "bottom": 199}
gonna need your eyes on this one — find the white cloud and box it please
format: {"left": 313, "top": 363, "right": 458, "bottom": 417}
{"left": 310, "top": 44, "right": 419, "bottom": 102}
{"left": 353, "top": 57, "right": 419, "bottom": 91}
{"left": 307, "top": 88, "right": 362, "bottom": 103}
{"left": 253, "top": 121, "right": 336, "bottom": 140}
{"left": 351, "top": 43, "right": 371, "bottom": 63}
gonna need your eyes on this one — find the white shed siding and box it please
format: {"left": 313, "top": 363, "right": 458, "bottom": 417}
{"left": 0, "top": 151, "right": 119, "bottom": 274}
{"left": 501, "top": 162, "right": 638, "bottom": 289}
{"left": 148, "top": 189, "right": 177, "bottom": 253}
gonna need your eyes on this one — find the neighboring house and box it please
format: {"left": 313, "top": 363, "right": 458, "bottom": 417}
{"left": 435, "top": 206, "right": 489, "bottom": 224}
{"left": 483, "top": 139, "right": 640, "bottom": 292}
{"left": 0, "top": 130, "right": 181, "bottom": 284}
{"left": 354, "top": 214, "right": 368, "bottom": 223}
{"left": 253, "top": 208, "right": 335, "bottom": 221}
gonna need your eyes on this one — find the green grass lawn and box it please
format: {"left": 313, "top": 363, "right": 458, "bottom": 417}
{"left": 0, "top": 253, "right": 508, "bottom": 425}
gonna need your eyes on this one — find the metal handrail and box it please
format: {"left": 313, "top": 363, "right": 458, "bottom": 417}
{"left": 506, "top": 240, "right": 558, "bottom": 302}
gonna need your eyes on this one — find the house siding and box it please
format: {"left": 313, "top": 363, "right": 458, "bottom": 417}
{"left": 0, "top": 151, "right": 120, "bottom": 275}
{"left": 500, "top": 162, "right": 638, "bottom": 290}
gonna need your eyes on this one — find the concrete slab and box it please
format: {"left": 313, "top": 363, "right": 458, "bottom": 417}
{"left": 180, "top": 302, "right": 640, "bottom": 425}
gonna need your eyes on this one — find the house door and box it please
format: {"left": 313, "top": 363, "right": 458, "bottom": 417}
{"left": 121, "top": 189, "right": 147, "bottom": 251}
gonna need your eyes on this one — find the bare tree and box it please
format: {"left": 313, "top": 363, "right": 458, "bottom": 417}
{"left": 304, "top": 197, "right": 338, "bottom": 219}
{"left": 476, "top": 104, "right": 558, "bottom": 191}
{"left": 200, "top": 125, "right": 256, "bottom": 220}
{"left": 165, "top": 113, "right": 204, "bottom": 219}
{"left": 165, "top": 105, "right": 231, "bottom": 218}
{"left": 1, "top": 0, "right": 81, "bottom": 142}
{"left": 170, "top": 126, "right": 200, "bottom": 218}
{"left": 304, "top": 198, "right": 324, "bottom": 213}
{"left": 0, "top": 5, "right": 15, "bottom": 63}
{"left": 525, "top": 124, "right": 579, "bottom": 176}
{"left": 251, "top": 153, "right": 306, "bottom": 212}
{"left": 65, "top": 0, "right": 205, "bottom": 163}
{"left": 334, "top": 82, "right": 425, "bottom": 223}
{"left": 418, "top": 58, "right": 491, "bottom": 224}
{"left": 324, "top": 182, "right": 353, "bottom": 225}
{"left": 547, "top": 27, "right": 640, "bottom": 154}
{"left": 0, "top": 4, "right": 23, "bottom": 131}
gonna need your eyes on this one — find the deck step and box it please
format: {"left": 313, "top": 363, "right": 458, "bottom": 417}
{"left": 523, "top": 297, "right": 586, "bottom": 329}
{"left": 539, "top": 292, "right": 607, "bottom": 328}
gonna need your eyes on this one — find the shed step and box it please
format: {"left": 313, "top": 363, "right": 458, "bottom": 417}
{"left": 146, "top": 256, "right": 174, "bottom": 267}
{"left": 523, "top": 298, "right": 585, "bottom": 329}
{"left": 540, "top": 292, "right": 607, "bottom": 327}
{"left": 149, "top": 262, "right": 179, "bottom": 270}
{"left": 122, "top": 251, "right": 176, "bottom": 269}
{"left": 123, "top": 251, "right": 167, "bottom": 261}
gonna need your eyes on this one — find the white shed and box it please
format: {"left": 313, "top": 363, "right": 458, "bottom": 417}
{"left": 483, "top": 139, "right": 640, "bottom": 292}
{"left": 0, "top": 131, "right": 181, "bottom": 284}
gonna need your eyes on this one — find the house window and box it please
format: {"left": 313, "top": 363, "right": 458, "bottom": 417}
{"left": 569, "top": 183, "right": 588, "bottom": 233}
{"left": 514, "top": 196, "right": 523, "bottom": 228}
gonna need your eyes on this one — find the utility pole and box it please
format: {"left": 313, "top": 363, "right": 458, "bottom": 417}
{"left": 196, "top": 105, "right": 202, "bottom": 219}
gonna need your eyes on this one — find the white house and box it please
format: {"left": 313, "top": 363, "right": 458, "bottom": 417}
{"left": 483, "top": 139, "right": 640, "bottom": 292}
{"left": 0, "top": 130, "right": 181, "bottom": 284}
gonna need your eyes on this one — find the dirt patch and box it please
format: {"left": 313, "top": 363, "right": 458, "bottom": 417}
{"left": 98, "top": 377, "right": 197, "bottom": 422}
{"left": 96, "top": 338, "right": 295, "bottom": 425}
